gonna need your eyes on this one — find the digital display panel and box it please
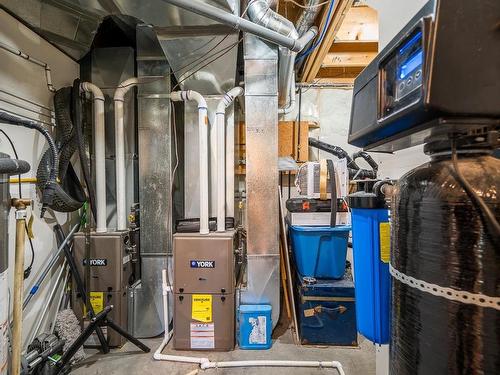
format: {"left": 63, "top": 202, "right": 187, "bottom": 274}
{"left": 399, "top": 50, "right": 423, "bottom": 79}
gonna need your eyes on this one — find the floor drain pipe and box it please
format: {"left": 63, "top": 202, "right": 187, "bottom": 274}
{"left": 215, "top": 87, "right": 244, "bottom": 232}
{"left": 170, "top": 90, "right": 209, "bottom": 234}
{"left": 153, "top": 269, "right": 345, "bottom": 375}
{"left": 81, "top": 82, "right": 107, "bottom": 232}
{"left": 114, "top": 78, "right": 141, "bottom": 231}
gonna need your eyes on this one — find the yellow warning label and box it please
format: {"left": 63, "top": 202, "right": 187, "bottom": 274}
{"left": 379, "top": 222, "right": 391, "bottom": 263}
{"left": 192, "top": 294, "right": 212, "bottom": 323}
{"left": 84, "top": 292, "right": 104, "bottom": 315}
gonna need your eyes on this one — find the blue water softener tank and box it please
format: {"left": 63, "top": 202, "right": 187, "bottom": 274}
{"left": 237, "top": 305, "right": 272, "bottom": 349}
{"left": 349, "top": 181, "right": 392, "bottom": 344}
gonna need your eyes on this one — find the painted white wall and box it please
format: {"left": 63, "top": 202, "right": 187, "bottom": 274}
{"left": 284, "top": 87, "right": 429, "bottom": 179}
{"left": 365, "top": 0, "right": 429, "bottom": 49}
{"left": 0, "top": 9, "right": 79, "bottom": 347}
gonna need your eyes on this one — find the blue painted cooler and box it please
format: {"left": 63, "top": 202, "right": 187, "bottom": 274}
{"left": 296, "top": 274, "right": 357, "bottom": 346}
{"left": 289, "top": 225, "right": 351, "bottom": 279}
{"left": 237, "top": 305, "right": 272, "bottom": 350}
{"left": 349, "top": 188, "right": 391, "bottom": 345}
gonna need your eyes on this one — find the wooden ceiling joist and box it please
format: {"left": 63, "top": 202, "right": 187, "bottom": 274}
{"left": 300, "top": 0, "right": 355, "bottom": 82}
{"left": 316, "top": 66, "right": 364, "bottom": 79}
{"left": 329, "top": 40, "right": 378, "bottom": 53}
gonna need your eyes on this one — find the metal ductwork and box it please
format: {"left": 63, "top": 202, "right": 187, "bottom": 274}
{"left": 241, "top": 33, "right": 280, "bottom": 327}
{"left": 296, "top": 0, "right": 324, "bottom": 37}
{"left": 245, "top": 0, "right": 317, "bottom": 109}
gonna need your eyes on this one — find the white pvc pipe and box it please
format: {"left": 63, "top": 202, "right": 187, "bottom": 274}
{"left": 201, "top": 360, "right": 345, "bottom": 374}
{"left": 215, "top": 87, "right": 244, "bottom": 232}
{"left": 278, "top": 61, "right": 296, "bottom": 115}
{"left": 153, "top": 270, "right": 346, "bottom": 375}
{"left": 81, "top": 82, "right": 107, "bottom": 232}
{"left": 114, "top": 77, "right": 140, "bottom": 231}
{"left": 170, "top": 90, "right": 209, "bottom": 234}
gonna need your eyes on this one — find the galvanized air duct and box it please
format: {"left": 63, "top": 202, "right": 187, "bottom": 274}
{"left": 158, "top": 0, "right": 315, "bottom": 52}
{"left": 246, "top": 0, "right": 317, "bottom": 111}
{"left": 241, "top": 33, "right": 280, "bottom": 327}
{"left": 296, "top": 0, "right": 325, "bottom": 36}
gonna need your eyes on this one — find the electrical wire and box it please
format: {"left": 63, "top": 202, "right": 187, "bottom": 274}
{"left": 0, "top": 128, "right": 35, "bottom": 279}
{"left": 296, "top": 0, "right": 335, "bottom": 61}
{"left": 450, "top": 139, "right": 500, "bottom": 242}
{"left": 172, "top": 37, "right": 243, "bottom": 91}
{"left": 285, "top": 0, "right": 330, "bottom": 9}
{"left": 98, "top": 34, "right": 234, "bottom": 91}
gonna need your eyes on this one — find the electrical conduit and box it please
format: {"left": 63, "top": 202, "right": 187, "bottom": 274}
{"left": 170, "top": 90, "right": 209, "bottom": 234}
{"left": 215, "top": 87, "right": 244, "bottom": 232}
{"left": 81, "top": 82, "right": 107, "bottom": 232}
{"left": 153, "top": 269, "right": 345, "bottom": 374}
{"left": 114, "top": 78, "right": 141, "bottom": 231}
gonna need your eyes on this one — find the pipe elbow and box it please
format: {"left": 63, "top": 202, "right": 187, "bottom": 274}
{"left": 81, "top": 82, "right": 104, "bottom": 101}
{"left": 114, "top": 77, "right": 140, "bottom": 101}
{"left": 294, "top": 26, "right": 319, "bottom": 52}
{"left": 186, "top": 90, "right": 207, "bottom": 109}
{"left": 217, "top": 86, "right": 244, "bottom": 113}
{"left": 171, "top": 90, "right": 207, "bottom": 109}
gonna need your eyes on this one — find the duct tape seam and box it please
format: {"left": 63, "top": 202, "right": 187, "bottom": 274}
{"left": 389, "top": 264, "right": 500, "bottom": 311}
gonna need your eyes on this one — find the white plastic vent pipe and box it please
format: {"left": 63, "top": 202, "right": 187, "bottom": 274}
{"left": 81, "top": 82, "right": 107, "bottom": 232}
{"left": 170, "top": 90, "right": 209, "bottom": 234}
{"left": 153, "top": 268, "right": 345, "bottom": 375}
{"left": 215, "top": 87, "right": 244, "bottom": 232}
{"left": 114, "top": 78, "right": 141, "bottom": 231}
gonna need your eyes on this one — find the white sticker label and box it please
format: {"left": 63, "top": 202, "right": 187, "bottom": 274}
{"left": 248, "top": 316, "right": 267, "bottom": 345}
{"left": 190, "top": 323, "right": 215, "bottom": 349}
{"left": 123, "top": 254, "right": 131, "bottom": 265}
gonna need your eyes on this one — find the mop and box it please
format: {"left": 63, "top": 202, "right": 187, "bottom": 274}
{"left": 53, "top": 309, "right": 86, "bottom": 364}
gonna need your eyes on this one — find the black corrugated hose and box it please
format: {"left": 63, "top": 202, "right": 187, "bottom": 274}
{"left": 36, "top": 87, "right": 86, "bottom": 216}
{"left": 72, "top": 79, "right": 96, "bottom": 220}
{"left": 308, "top": 137, "right": 378, "bottom": 179}
{"left": 0, "top": 111, "right": 59, "bottom": 216}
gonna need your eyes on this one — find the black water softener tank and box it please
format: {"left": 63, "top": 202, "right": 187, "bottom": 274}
{"left": 390, "top": 145, "right": 499, "bottom": 374}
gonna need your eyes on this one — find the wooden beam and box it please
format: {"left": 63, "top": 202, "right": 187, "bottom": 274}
{"left": 335, "top": 5, "right": 378, "bottom": 41}
{"left": 316, "top": 66, "right": 364, "bottom": 79}
{"left": 329, "top": 40, "right": 378, "bottom": 53}
{"left": 323, "top": 51, "right": 377, "bottom": 67}
{"left": 300, "top": 0, "right": 354, "bottom": 82}
{"left": 313, "top": 77, "right": 356, "bottom": 84}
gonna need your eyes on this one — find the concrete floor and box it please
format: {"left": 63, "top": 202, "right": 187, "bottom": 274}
{"left": 72, "top": 330, "right": 375, "bottom": 375}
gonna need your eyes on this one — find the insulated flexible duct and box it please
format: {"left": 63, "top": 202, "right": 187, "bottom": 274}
{"left": 72, "top": 79, "right": 96, "bottom": 219}
{"left": 35, "top": 87, "right": 86, "bottom": 215}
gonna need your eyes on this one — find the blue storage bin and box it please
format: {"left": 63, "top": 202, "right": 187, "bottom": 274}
{"left": 351, "top": 208, "right": 391, "bottom": 344}
{"left": 289, "top": 225, "right": 351, "bottom": 279}
{"left": 237, "top": 305, "right": 272, "bottom": 350}
{"left": 296, "top": 274, "right": 357, "bottom": 346}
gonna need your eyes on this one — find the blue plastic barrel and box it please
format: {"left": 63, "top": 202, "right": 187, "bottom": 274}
{"left": 289, "top": 225, "right": 351, "bottom": 279}
{"left": 351, "top": 208, "right": 391, "bottom": 344}
{"left": 237, "top": 305, "right": 272, "bottom": 350}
